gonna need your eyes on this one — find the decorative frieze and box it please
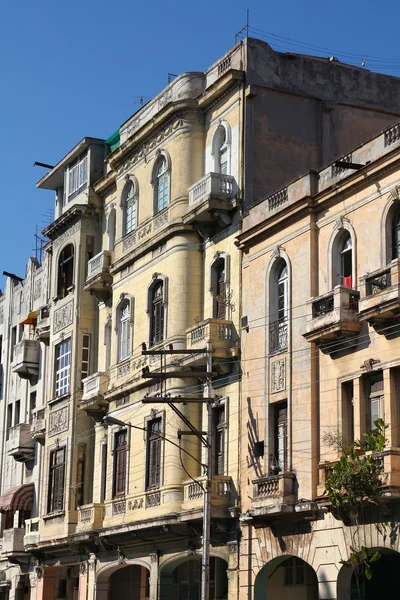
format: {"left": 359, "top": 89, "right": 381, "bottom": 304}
{"left": 117, "top": 362, "right": 130, "bottom": 379}
{"left": 271, "top": 358, "right": 286, "bottom": 393}
{"left": 52, "top": 222, "right": 80, "bottom": 251}
{"left": 53, "top": 300, "right": 73, "bottom": 333}
{"left": 48, "top": 406, "right": 69, "bottom": 437}
{"left": 128, "top": 497, "right": 144, "bottom": 510}
{"left": 154, "top": 211, "right": 168, "bottom": 230}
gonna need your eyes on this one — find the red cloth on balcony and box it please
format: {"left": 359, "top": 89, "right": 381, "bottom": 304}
{"left": 343, "top": 275, "right": 352, "bottom": 288}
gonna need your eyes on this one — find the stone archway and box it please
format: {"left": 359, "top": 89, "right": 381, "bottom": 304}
{"left": 254, "top": 555, "right": 318, "bottom": 600}
{"left": 96, "top": 563, "right": 151, "bottom": 600}
{"left": 338, "top": 548, "right": 400, "bottom": 600}
{"left": 159, "top": 556, "right": 227, "bottom": 600}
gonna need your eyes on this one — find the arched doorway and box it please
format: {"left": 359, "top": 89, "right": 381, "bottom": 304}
{"left": 348, "top": 550, "right": 400, "bottom": 599}
{"left": 160, "top": 557, "right": 227, "bottom": 600}
{"left": 255, "top": 556, "right": 318, "bottom": 600}
{"left": 108, "top": 565, "right": 149, "bottom": 600}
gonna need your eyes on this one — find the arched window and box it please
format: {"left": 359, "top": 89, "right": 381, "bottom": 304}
{"left": 150, "top": 282, "right": 164, "bottom": 346}
{"left": 57, "top": 244, "right": 74, "bottom": 298}
{"left": 122, "top": 181, "right": 137, "bottom": 236}
{"left": 117, "top": 299, "right": 131, "bottom": 362}
{"left": 339, "top": 232, "right": 352, "bottom": 287}
{"left": 269, "top": 260, "right": 288, "bottom": 353}
{"left": 212, "top": 123, "right": 230, "bottom": 175}
{"left": 392, "top": 209, "right": 400, "bottom": 260}
{"left": 154, "top": 156, "right": 170, "bottom": 214}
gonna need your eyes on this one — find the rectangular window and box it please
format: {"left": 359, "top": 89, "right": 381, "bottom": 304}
{"left": 55, "top": 339, "right": 71, "bottom": 397}
{"left": 6, "top": 405, "right": 12, "bottom": 441}
{"left": 18, "top": 324, "right": 24, "bottom": 342}
{"left": 11, "top": 327, "right": 16, "bottom": 361}
{"left": 213, "top": 405, "right": 225, "bottom": 475}
{"left": 113, "top": 431, "right": 127, "bottom": 498}
{"left": 29, "top": 392, "right": 37, "bottom": 424}
{"left": 367, "top": 373, "right": 384, "bottom": 431}
{"left": 146, "top": 418, "right": 162, "bottom": 489}
{"left": 273, "top": 402, "right": 288, "bottom": 473}
{"left": 81, "top": 334, "right": 91, "bottom": 389}
{"left": 48, "top": 447, "right": 66, "bottom": 513}
{"left": 76, "top": 443, "right": 85, "bottom": 508}
{"left": 342, "top": 380, "right": 354, "bottom": 446}
{"left": 284, "top": 558, "right": 305, "bottom": 586}
{"left": 68, "top": 154, "right": 88, "bottom": 198}
{"left": 100, "top": 443, "right": 107, "bottom": 503}
{"left": 14, "top": 400, "right": 20, "bottom": 426}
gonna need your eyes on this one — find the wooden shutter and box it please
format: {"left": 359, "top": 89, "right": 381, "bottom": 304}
{"left": 48, "top": 448, "right": 66, "bottom": 513}
{"left": 113, "top": 431, "right": 127, "bottom": 497}
{"left": 147, "top": 418, "right": 162, "bottom": 489}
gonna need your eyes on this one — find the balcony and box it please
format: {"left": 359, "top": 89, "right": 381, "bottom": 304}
{"left": 7, "top": 424, "right": 35, "bottom": 462}
{"left": 185, "top": 319, "right": 236, "bottom": 369}
{"left": 358, "top": 260, "right": 400, "bottom": 332}
{"left": 80, "top": 372, "right": 109, "bottom": 417}
{"left": 30, "top": 408, "right": 46, "bottom": 442}
{"left": 303, "top": 285, "right": 361, "bottom": 349}
{"left": 11, "top": 339, "right": 40, "bottom": 379}
{"left": 184, "top": 173, "right": 238, "bottom": 227}
{"left": 3, "top": 528, "right": 25, "bottom": 555}
{"left": 76, "top": 503, "right": 105, "bottom": 533}
{"left": 251, "top": 473, "right": 296, "bottom": 518}
{"left": 181, "top": 475, "right": 233, "bottom": 520}
{"left": 318, "top": 448, "right": 400, "bottom": 500}
{"left": 84, "top": 250, "right": 113, "bottom": 302}
{"left": 24, "top": 518, "right": 40, "bottom": 547}
{"left": 36, "top": 305, "right": 50, "bottom": 344}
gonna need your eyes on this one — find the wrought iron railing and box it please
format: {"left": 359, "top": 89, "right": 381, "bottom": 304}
{"left": 269, "top": 319, "right": 288, "bottom": 353}
{"left": 312, "top": 295, "right": 334, "bottom": 318}
{"left": 366, "top": 271, "right": 391, "bottom": 296}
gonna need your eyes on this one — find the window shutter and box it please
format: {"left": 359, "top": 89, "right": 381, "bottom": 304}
{"left": 147, "top": 418, "right": 162, "bottom": 488}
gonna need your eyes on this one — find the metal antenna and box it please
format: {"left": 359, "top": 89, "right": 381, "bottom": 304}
{"left": 235, "top": 8, "right": 250, "bottom": 43}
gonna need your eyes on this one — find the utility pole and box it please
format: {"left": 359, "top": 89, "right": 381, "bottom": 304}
{"left": 140, "top": 343, "right": 216, "bottom": 600}
{"left": 201, "top": 341, "right": 213, "bottom": 600}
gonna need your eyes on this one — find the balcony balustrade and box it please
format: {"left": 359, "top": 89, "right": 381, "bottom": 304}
{"left": 303, "top": 285, "right": 361, "bottom": 348}
{"left": 80, "top": 372, "right": 109, "bottom": 416}
{"left": 358, "top": 260, "right": 400, "bottom": 331}
{"left": 11, "top": 339, "right": 40, "bottom": 379}
{"left": 24, "top": 518, "right": 40, "bottom": 547}
{"left": 3, "top": 528, "right": 25, "bottom": 554}
{"left": 84, "top": 251, "right": 113, "bottom": 302}
{"left": 36, "top": 305, "right": 50, "bottom": 344}
{"left": 181, "top": 475, "right": 233, "bottom": 519}
{"left": 251, "top": 472, "right": 296, "bottom": 517}
{"left": 184, "top": 173, "right": 237, "bottom": 226}
{"left": 76, "top": 503, "right": 105, "bottom": 532}
{"left": 7, "top": 424, "right": 35, "bottom": 462}
{"left": 186, "top": 318, "right": 234, "bottom": 357}
{"left": 30, "top": 408, "right": 46, "bottom": 442}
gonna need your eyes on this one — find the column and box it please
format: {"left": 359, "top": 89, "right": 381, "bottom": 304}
{"left": 78, "top": 564, "right": 88, "bottom": 600}
{"left": 384, "top": 368, "right": 398, "bottom": 447}
{"left": 35, "top": 568, "right": 56, "bottom": 600}
{"left": 148, "top": 554, "right": 159, "bottom": 600}
{"left": 86, "top": 555, "right": 97, "bottom": 600}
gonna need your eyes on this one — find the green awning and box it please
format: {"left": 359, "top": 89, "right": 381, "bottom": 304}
{"left": 105, "top": 129, "right": 120, "bottom": 153}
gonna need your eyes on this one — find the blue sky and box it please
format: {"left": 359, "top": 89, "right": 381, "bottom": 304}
{"left": 1, "top": 0, "right": 400, "bottom": 291}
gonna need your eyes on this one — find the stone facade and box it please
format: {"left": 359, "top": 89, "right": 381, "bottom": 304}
{"left": 2, "top": 36, "right": 400, "bottom": 600}
{"left": 237, "top": 121, "right": 400, "bottom": 599}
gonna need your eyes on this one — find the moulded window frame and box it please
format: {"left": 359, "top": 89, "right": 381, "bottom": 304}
{"left": 147, "top": 275, "right": 168, "bottom": 346}
{"left": 116, "top": 296, "right": 133, "bottom": 364}
{"left": 210, "top": 253, "right": 231, "bottom": 321}
{"left": 211, "top": 121, "right": 231, "bottom": 176}
{"left": 57, "top": 243, "right": 75, "bottom": 299}
{"left": 121, "top": 178, "right": 139, "bottom": 237}
{"left": 151, "top": 151, "right": 171, "bottom": 215}
{"left": 327, "top": 221, "right": 357, "bottom": 291}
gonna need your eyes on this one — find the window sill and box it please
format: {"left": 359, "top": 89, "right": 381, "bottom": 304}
{"left": 43, "top": 511, "right": 65, "bottom": 521}
{"left": 48, "top": 394, "right": 70, "bottom": 406}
